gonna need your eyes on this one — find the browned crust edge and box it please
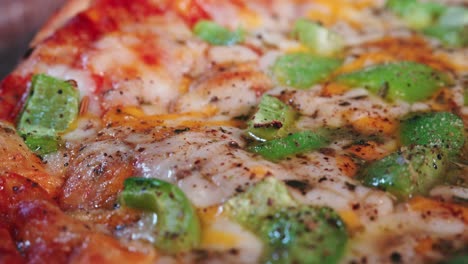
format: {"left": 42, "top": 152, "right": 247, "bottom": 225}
{"left": 30, "top": 0, "right": 93, "bottom": 46}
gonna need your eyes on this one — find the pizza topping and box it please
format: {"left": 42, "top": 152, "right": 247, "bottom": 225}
{"left": 272, "top": 53, "right": 342, "bottom": 89}
{"left": 387, "top": 0, "right": 468, "bottom": 47}
{"left": 225, "top": 177, "right": 348, "bottom": 264}
{"left": 359, "top": 145, "right": 449, "bottom": 200}
{"left": 442, "top": 255, "right": 468, "bottom": 264}
{"left": 225, "top": 177, "right": 296, "bottom": 222}
{"left": 336, "top": 61, "right": 451, "bottom": 102}
{"left": 120, "top": 177, "right": 201, "bottom": 253}
{"left": 249, "top": 130, "right": 330, "bottom": 161}
{"left": 291, "top": 18, "right": 344, "bottom": 56}
{"left": 359, "top": 112, "right": 464, "bottom": 200}
{"left": 193, "top": 20, "right": 244, "bottom": 46}
{"left": 258, "top": 206, "right": 347, "bottom": 264}
{"left": 247, "top": 95, "right": 296, "bottom": 141}
{"left": 386, "top": 0, "right": 445, "bottom": 30}
{"left": 17, "top": 74, "right": 79, "bottom": 156}
{"left": 423, "top": 6, "right": 468, "bottom": 48}
{"left": 400, "top": 112, "right": 465, "bottom": 157}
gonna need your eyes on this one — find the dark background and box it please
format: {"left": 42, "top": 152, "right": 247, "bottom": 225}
{"left": 0, "top": 0, "right": 66, "bottom": 79}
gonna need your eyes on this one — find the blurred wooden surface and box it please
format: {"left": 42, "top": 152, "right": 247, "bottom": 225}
{"left": 0, "top": 0, "right": 66, "bottom": 79}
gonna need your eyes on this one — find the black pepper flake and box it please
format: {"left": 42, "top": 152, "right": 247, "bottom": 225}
{"left": 320, "top": 148, "right": 336, "bottom": 156}
{"left": 351, "top": 95, "right": 368, "bottom": 100}
{"left": 174, "top": 127, "right": 190, "bottom": 134}
{"left": 345, "top": 182, "right": 356, "bottom": 191}
{"left": 390, "top": 252, "right": 402, "bottom": 263}
{"left": 253, "top": 120, "right": 283, "bottom": 129}
{"left": 233, "top": 114, "right": 249, "bottom": 121}
{"left": 377, "top": 82, "right": 389, "bottom": 98}
{"left": 318, "top": 177, "right": 327, "bottom": 183}
{"left": 267, "top": 198, "right": 273, "bottom": 206}
{"left": 235, "top": 186, "right": 243, "bottom": 193}
{"left": 137, "top": 147, "right": 146, "bottom": 152}
{"left": 284, "top": 180, "right": 311, "bottom": 195}
{"left": 228, "top": 141, "right": 240, "bottom": 148}
{"left": 2, "top": 127, "right": 15, "bottom": 134}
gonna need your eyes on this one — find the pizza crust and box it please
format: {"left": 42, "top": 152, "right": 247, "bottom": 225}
{"left": 30, "top": 0, "right": 92, "bottom": 46}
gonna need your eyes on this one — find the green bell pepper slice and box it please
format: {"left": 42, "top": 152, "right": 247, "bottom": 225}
{"left": 272, "top": 52, "right": 342, "bottom": 89}
{"left": 400, "top": 112, "right": 465, "bottom": 157}
{"left": 427, "top": 26, "right": 468, "bottom": 48}
{"left": 259, "top": 206, "right": 348, "bottom": 264}
{"left": 247, "top": 95, "right": 296, "bottom": 141}
{"left": 225, "top": 177, "right": 348, "bottom": 264}
{"left": 387, "top": 0, "right": 468, "bottom": 47}
{"left": 193, "top": 20, "right": 244, "bottom": 46}
{"left": 22, "top": 127, "right": 60, "bottom": 156}
{"left": 423, "top": 25, "right": 468, "bottom": 48}
{"left": 423, "top": 6, "right": 468, "bottom": 47}
{"left": 249, "top": 130, "right": 330, "bottom": 161}
{"left": 17, "top": 74, "right": 79, "bottom": 156}
{"left": 386, "top": 0, "right": 445, "bottom": 29}
{"left": 291, "top": 19, "right": 344, "bottom": 56}
{"left": 441, "top": 255, "right": 468, "bottom": 264}
{"left": 359, "top": 145, "right": 449, "bottom": 200}
{"left": 120, "top": 177, "right": 201, "bottom": 253}
{"left": 336, "top": 61, "right": 451, "bottom": 102}
{"left": 225, "top": 177, "right": 296, "bottom": 225}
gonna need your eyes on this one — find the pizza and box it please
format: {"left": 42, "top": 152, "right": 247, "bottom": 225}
{"left": 0, "top": 0, "right": 467, "bottom": 263}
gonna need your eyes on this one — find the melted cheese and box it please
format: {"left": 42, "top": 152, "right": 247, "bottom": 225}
{"left": 307, "top": 0, "right": 380, "bottom": 28}
{"left": 198, "top": 206, "right": 263, "bottom": 263}
{"left": 102, "top": 106, "right": 243, "bottom": 130}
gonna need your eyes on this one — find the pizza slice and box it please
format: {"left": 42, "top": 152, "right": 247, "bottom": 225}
{"left": 0, "top": 0, "right": 467, "bottom": 263}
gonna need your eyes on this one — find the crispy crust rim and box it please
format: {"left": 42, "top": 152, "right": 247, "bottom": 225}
{"left": 30, "top": 0, "right": 92, "bottom": 46}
